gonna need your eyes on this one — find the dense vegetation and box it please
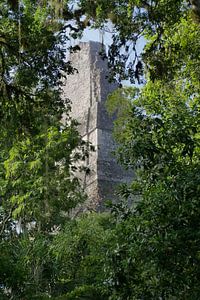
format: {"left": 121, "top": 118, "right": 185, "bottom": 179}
{"left": 0, "top": 1, "right": 200, "bottom": 299}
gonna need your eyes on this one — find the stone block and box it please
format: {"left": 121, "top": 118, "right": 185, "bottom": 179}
{"left": 63, "top": 41, "right": 134, "bottom": 209}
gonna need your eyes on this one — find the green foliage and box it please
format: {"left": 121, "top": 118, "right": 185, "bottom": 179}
{"left": 51, "top": 213, "right": 113, "bottom": 299}
{"left": 104, "top": 20, "right": 200, "bottom": 298}
{"left": 1, "top": 1, "right": 200, "bottom": 299}
{"left": 106, "top": 87, "right": 138, "bottom": 144}
{"left": 0, "top": 1, "right": 88, "bottom": 296}
{"left": 0, "top": 0, "right": 88, "bottom": 233}
{"left": 99, "top": 1, "right": 200, "bottom": 298}
{"left": 103, "top": 18, "right": 200, "bottom": 291}
{"left": 0, "top": 213, "right": 113, "bottom": 299}
{"left": 1, "top": 125, "right": 87, "bottom": 230}
{"left": 77, "top": 0, "right": 193, "bottom": 83}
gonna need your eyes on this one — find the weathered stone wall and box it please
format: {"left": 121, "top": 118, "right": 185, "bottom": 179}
{"left": 63, "top": 41, "right": 133, "bottom": 210}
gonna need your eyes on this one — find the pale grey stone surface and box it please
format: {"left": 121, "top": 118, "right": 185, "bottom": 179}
{"left": 63, "top": 41, "right": 133, "bottom": 210}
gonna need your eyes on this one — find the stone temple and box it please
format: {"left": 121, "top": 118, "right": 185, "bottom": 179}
{"left": 63, "top": 41, "right": 132, "bottom": 210}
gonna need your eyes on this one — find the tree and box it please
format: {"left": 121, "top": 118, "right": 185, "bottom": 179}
{"left": 0, "top": 1, "right": 88, "bottom": 297}
{"left": 105, "top": 82, "right": 200, "bottom": 299}
{"left": 0, "top": 0, "right": 89, "bottom": 233}
{"left": 50, "top": 212, "right": 113, "bottom": 299}
{"left": 1, "top": 1, "right": 200, "bottom": 299}
{"left": 76, "top": 0, "right": 200, "bottom": 83}
{"left": 100, "top": 1, "right": 200, "bottom": 298}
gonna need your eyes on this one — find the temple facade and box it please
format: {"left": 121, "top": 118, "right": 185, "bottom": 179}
{"left": 63, "top": 41, "right": 132, "bottom": 210}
